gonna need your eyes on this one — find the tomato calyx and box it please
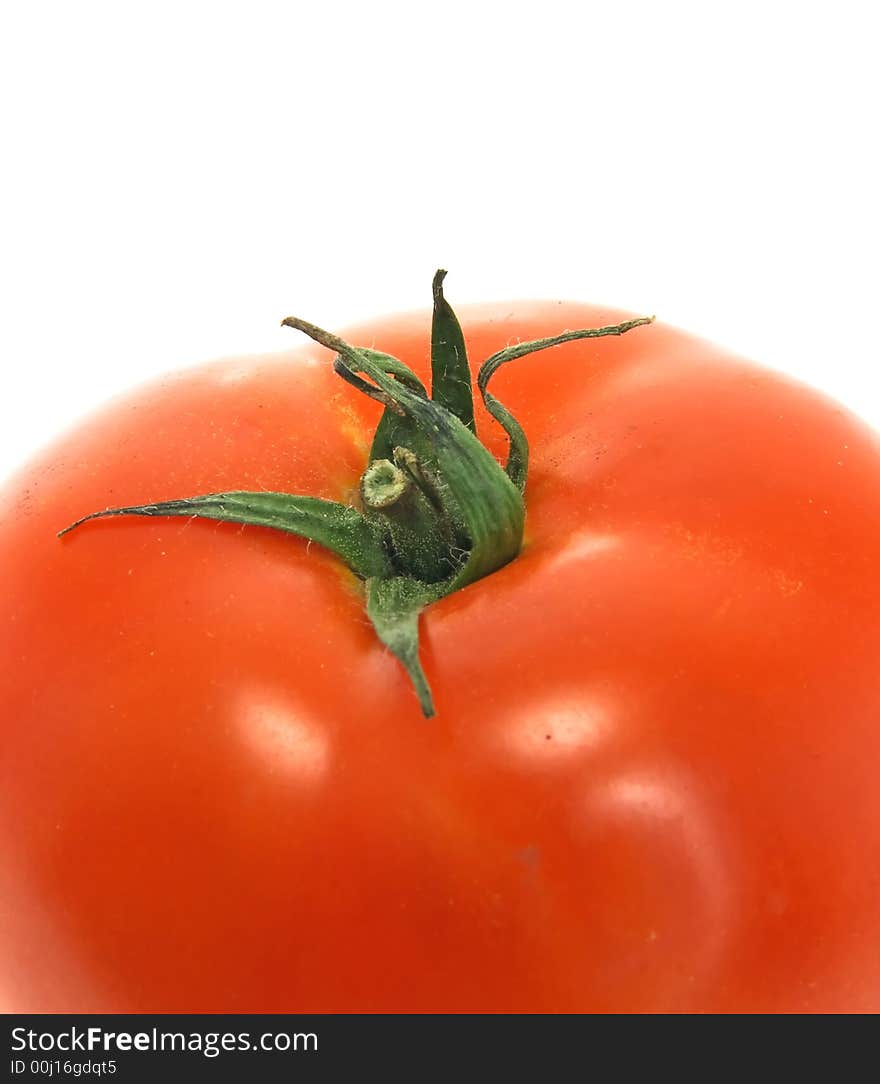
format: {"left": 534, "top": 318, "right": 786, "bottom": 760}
{"left": 59, "top": 273, "right": 653, "bottom": 716}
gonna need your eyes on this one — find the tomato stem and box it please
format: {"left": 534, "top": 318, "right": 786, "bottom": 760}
{"left": 59, "top": 273, "right": 654, "bottom": 716}
{"left": 362, "top": 450, "right": 460, "bottom": 584}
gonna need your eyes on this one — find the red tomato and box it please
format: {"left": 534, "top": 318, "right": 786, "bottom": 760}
{"left": 2, "top": 300, "right": 880, "bottom": 1012}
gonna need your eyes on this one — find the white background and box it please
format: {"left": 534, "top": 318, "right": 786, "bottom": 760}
{"left": 1, "top": 0, "right": 878, "bottom": 486}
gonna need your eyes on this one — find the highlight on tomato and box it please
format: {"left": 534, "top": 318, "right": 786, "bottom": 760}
{"left": 2, "top": 273, "right": 879, "bottom": 1012}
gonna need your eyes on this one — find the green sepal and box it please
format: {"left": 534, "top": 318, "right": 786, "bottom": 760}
{"left": 477, "top": 316, "right": 656, "bottom": 491}
{"left": 58, "top": 491, "right": 392, "bottom": 581}
{"left": 430, "top": 269, "right": 475, "bottom": 433}
{"left": 365, "top": 575, "right": 443, "bottom": 718}
{"left": 336, "top": 347, "right": 431, "bottom": 464}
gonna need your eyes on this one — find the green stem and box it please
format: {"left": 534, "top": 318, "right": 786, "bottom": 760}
{"left": 60, "top": 274, "right": 654, "bottom": 716}
{"left": 361, "top": 452, "right": 459, "bottom": 583}
{"left": 361, "top": 459, "right": 409, "bottom": 509}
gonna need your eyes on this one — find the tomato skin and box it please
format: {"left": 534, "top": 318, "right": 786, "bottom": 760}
{"left": 2, "top": 302, "right": 880, "bottom": 1012}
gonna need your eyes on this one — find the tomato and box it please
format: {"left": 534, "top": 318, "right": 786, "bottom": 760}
{"left": 2, "top": 295, "right": 880, "bottom": 1013}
